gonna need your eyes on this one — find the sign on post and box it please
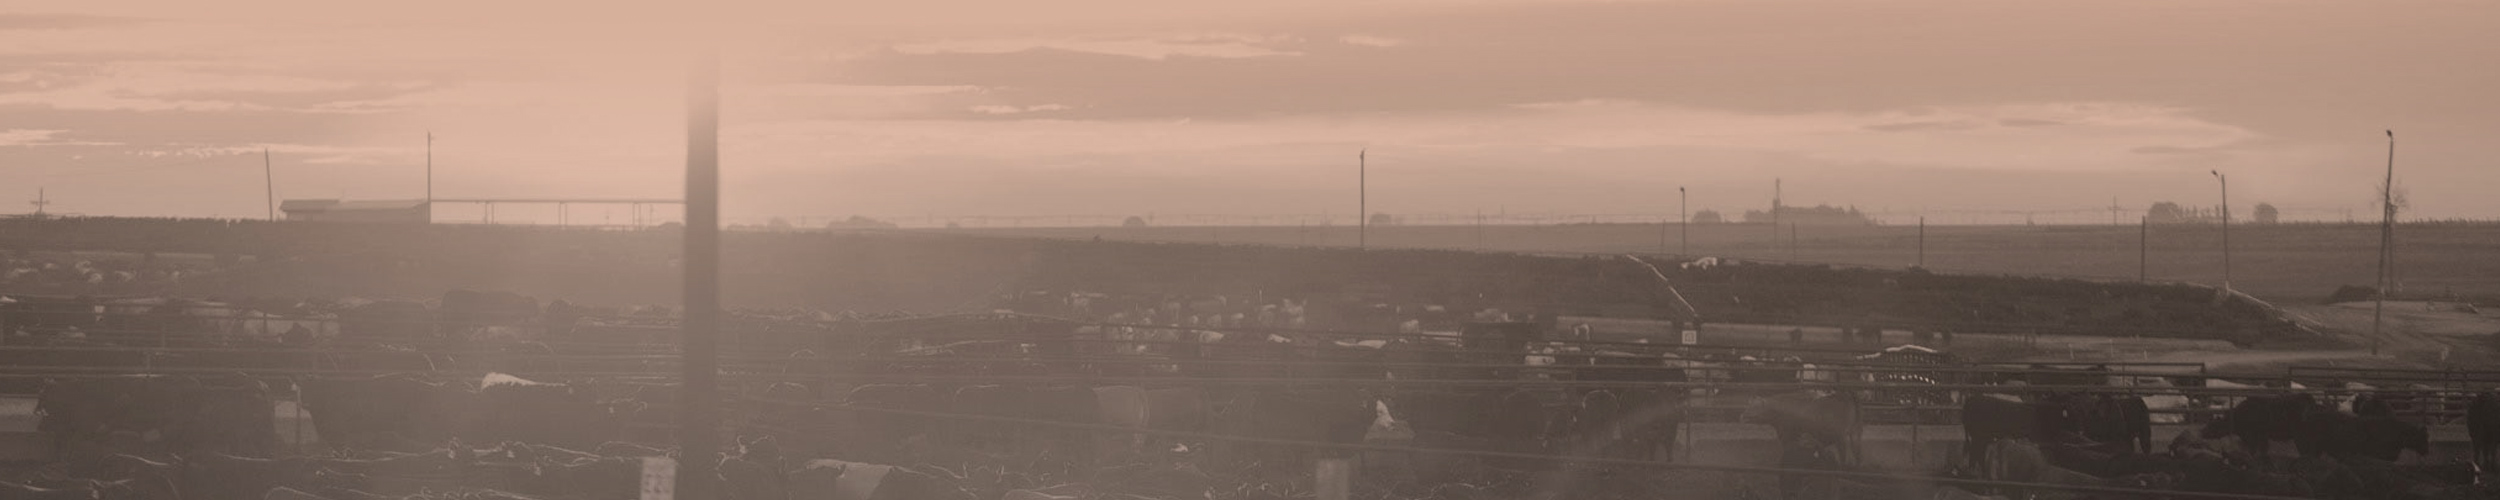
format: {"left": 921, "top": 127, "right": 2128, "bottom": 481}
{"left": 1315, "top": 458, "right": 1353, "bottom": 500}
{"left": 641, "top": 457, "right": 676, "bottom": 500}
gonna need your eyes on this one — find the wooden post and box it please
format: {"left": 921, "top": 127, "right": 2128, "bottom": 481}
{"left": 1316, "top": 459, "right": 1353, "bottom": 500}
{"left": 1908, "top": 398, "right": 1921, "bottom": 468}
{"left": 677, "top": 50, "right": 723, "bottom": 500}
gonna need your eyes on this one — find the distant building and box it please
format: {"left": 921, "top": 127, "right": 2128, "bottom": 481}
{"left": 1742, "top": 204, "right": 1875, "bottom": 225}
{"left": 280, "top": 199, "right": 430, "bottom": 223}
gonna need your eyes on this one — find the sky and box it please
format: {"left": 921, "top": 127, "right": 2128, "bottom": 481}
{"left": 3, "top": 0, "right": 2493, "bottom": 225}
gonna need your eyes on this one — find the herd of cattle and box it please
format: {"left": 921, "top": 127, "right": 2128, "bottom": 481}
{"left": 1, "top": 290, "right": 2498, "bottom": 499}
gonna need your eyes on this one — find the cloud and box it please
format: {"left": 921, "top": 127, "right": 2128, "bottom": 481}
{"left": 1863, "top": 120, "right": 1983, "bottom": 132}
{"left": 0, "top": 14, "right": 149, "bottom": 31}
{"left": 0, "top": 129, "right": 66, "bottom": 146}
{"left": 1338, "top": 35, "right": 1406, "bottom": 47}
{"left": 968, "top": 104, "right": 1074, "bottom": 115}
{"left": 0, "top": 129, "right": 120, "bottom": 147}
{"left": 889, "top": 33, "right": 1303, "bottom": 60}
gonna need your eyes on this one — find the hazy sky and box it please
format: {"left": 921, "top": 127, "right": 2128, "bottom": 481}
{"left": 4, "top": 0, "right": 2493, "bottom": 224}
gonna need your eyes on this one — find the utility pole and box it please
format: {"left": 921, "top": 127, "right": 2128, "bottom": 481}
{"left": 1771, "top": 178, "right": 1782, "bottom": 245}
{"left": 2374, "top": 130, "right": 2396, "bottom": 356}
{"left": 2211, "top": 170, "right": 2232, "bottom": 295}
{"left": 1679, "top": 186, "right": 1689, "bottom": 256}
{"left": 28, "top": 188, "right": 50, "bottom": 216}
{"left": 2110, "top": 196, "right": 2120, "bottom": 226}
{"left": 2139, "top": 215, "right": 2149, "bottom": 282}
{"left": 1916, "top": 216, "right": 1925, "bottom": 268}
{"left": 425, "top": 132, "right": 433, "bottom": 224}
{"left": 263, "top": 149, "right": 276, "bottom": 221}
{"left": 1358, "top": 149, "right": 1366, "bottom": 250}
{"left": 677, "top": 49, "right": 723, "bottom": 500}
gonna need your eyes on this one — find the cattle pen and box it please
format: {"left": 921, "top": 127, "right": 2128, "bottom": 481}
{"left": 0, "top": 302, "right": 2491, "bottom": 499}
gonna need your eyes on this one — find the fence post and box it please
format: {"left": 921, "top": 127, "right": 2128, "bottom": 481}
{"left": 1316, "top": 458, "right": 1353, "bottom": 500}
{"left": 1908, "top": 398, "right": 1921, "bottom": 468}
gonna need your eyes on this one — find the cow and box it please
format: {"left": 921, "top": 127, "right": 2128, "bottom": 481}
{"left": 2305, "top": 408, "right": 2432, "bottom": 463}
{"left": 2472, "top": 392, "right": 2500, "bottom": 469}
{"left": 1580, "top": 351, "right": 1689, "bottom": 461}
{"left": 296, "top": 375, "right": 473, "bottom": 452}
{"left": 337, "top": 301, "right": 431, "bottom": 341}
{"left": 2221, "top": 393, "right": 2325, "bottom": 459}
{"left": 1958, "top": 394, "right": 2077, "bottom": 473}
{"left": 1209, "top": 388, "right": 1393, "bottom": 473}
{"left": 2043, "top": 393, "right": 2153, "bottom": 454}
{"left": 467, "top": 374, "right": 625, "bottom": 450}
{"left": 1743, "top": 391, "right": 1861, "bottom": 500}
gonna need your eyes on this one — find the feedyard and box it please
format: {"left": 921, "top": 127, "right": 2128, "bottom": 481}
{"left": 0, "top": 221, "right": 2496, "bottom": 500}
{"left": 0, "top": 304, "right": 2492, "bottom": 500}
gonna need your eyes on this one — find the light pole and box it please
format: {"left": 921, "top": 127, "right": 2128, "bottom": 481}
{"left": 2211, "top": 170, "right": 2231, "bottom": 295}
{"left": 1679, "top": 186, "right": 1689, "bottom": 256}
{"left": 1358, "top": 149, "right": 1366, "bottom": 250}
{"left": 2373, "top": 130, "right": 2396, "bottom": 356}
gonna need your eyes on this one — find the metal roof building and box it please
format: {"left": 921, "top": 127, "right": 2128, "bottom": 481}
{"left": 279, "top": 199, "right": 430, "bottom": 223}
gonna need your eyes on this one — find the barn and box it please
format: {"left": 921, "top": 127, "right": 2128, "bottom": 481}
{"left": 279, "top": 199, "right": 430, "bottom": 223}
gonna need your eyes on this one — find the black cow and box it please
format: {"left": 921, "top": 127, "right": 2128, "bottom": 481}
{"left": 1958, "top": 395, "right": 2076, "bottom": 472}
{"left": 297, "top": 375, "right": 471, "bottom": 452}
{"left": 2473, "top": 392, "right": 2500, "bottom": 469}
{"left": 2307, "top": 409, "right": 2432, "bottom": 463}
{"left": 1211, "top": 388, "right": 1387, "bottom": 472}
{"left": 338, "top": 301, "right": 431, "bottom": 341}
{"left": 2351, "top": 392, "right": 2397, "bottom": 418}
{"left": 468, "top": 378, "right": 625, "bottom": 450}
{"left": 2043, "top": 393, "right": 2153, "bottom": 454}
{"left": 1744, "top": 391, "right": 1861, "bottom": 500}
{"left": 1577, "top": 355, "right": 1688, "bottom": 461}
{"left": 2222, "top": 393, "right": 2323, "bottom": 458}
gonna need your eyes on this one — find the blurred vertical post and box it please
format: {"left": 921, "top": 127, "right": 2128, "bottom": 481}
{"left": 263, "top": 149, "right": 275, "bottom": 221}
{"left": 1358, "top": 149, "right": 1367, "bottom": 250}
{"left": 2139, "top": 215, "right": 2148, "bottom": 282}
{"left": 425, "top": 132, "right": 433, "bottom": 223}
{"left": 1915, "top": 216, "right": 1924, "bottom": 268}
{"left": 2374, "top": 130, "right": 2394, "bottom": 356}
{"left": 2210, "top": 170, "right": 2231, "bottom": 294}
{"left": 1315, "top": 459, "right": 1352, "bottom": 500}
{"left": 1678, "top": 186, "right": 1688, "bottom": 256}
{"left": 677, "top": 48, "right": 722, "bottom": 500}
